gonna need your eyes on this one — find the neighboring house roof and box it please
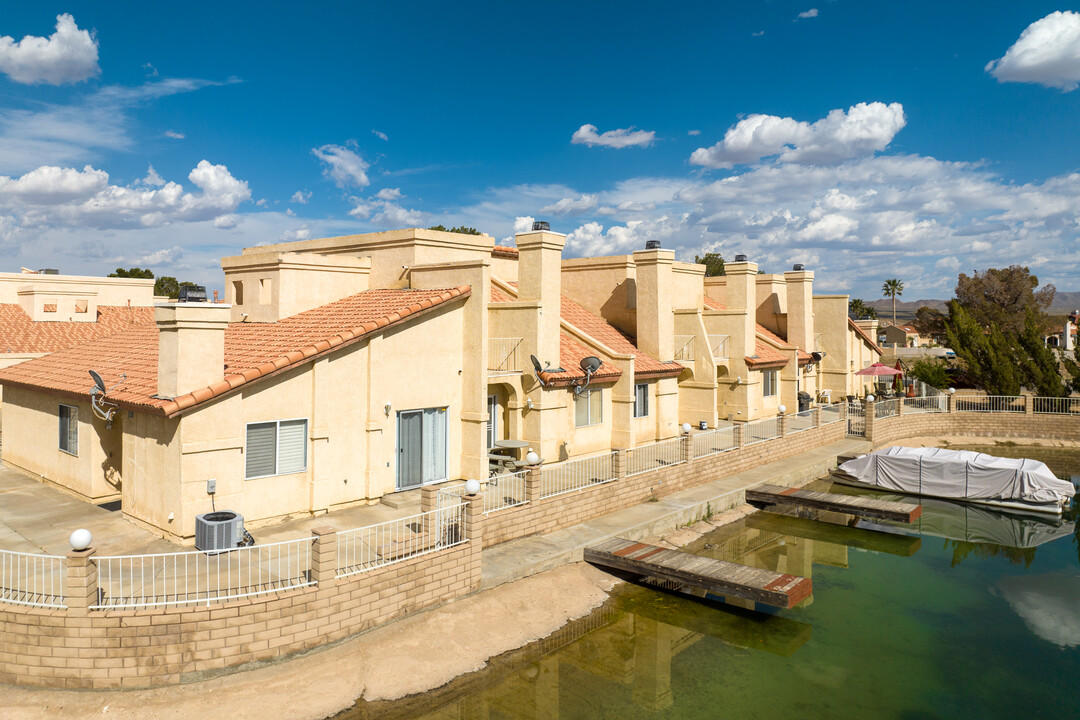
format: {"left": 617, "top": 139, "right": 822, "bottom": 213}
{"left": 703, "top": 296, "right": 725, "bottom": 311}
{"left": 491, "top": 246, "right": 519, "bottom": 259}
{"left": 0, "top": 304, "right": 154, "bottom": 354}
{"left": 0, "top": 286, "right": 471, "bottom": 418}
{"left": 848, "top": 318, "right": 884, "bottom": 354}
{"left": 490, "top": 280, "right": 682, "bottom": 383}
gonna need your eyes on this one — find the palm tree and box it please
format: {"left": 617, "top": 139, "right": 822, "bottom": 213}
{"left": 882, "top": 278, "right": 904, "bottom": 325}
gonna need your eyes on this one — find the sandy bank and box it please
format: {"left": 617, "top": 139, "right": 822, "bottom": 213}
{"left": 880, "top": 435, "right": 1080, "bottom": 450}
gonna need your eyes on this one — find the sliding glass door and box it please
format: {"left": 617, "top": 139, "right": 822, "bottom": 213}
{"left": 396, "top": 407, "right": 448, "bottom": 490}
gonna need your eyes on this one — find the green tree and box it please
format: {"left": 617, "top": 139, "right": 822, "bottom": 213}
{"left": 428, "top": 225, "right": 483, "bottom": 235}
{"left": 881, "top": 278, "right": 904, "bottom": 325}
{"left": 908, "top": 359, "right": 950, "bottom": 389}
{"left": 944, "top": 304, "right": 1019, "bottom": 395}
{"left": 693, "top": 252, "right": 725, "bottom": 277}
{"left": 954, "top": 265, "right": 1055, "bottom": 335}
{"left": 913, "top": 306, "right": 946, "bottom": 340}
{"left": 849, "top": 298, "right": 877, "bottom": 320}
{"left": 1014, "top": 309, "right": 1067, "bottom": 396}
{"left": 108, "top": 267, "right": 154, "bottom": 279}
{"left": 154, "top": 276, "right": 179, "bottom": 298}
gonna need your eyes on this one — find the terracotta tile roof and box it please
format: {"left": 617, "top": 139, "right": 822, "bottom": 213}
{"left": 491, "top": 246, "right": 518, "bottom": 259}
{"left": 745, "top": 338, "right": 790, "bottom": 369}
{"left": 0, "top": 304, "right": 154, "bottom": 354}
{"left": 490, "top": 285, "right": 513, "bottom": 303}
{"left": 537, "top": 334, "right": 622, "bottom": 387}
{"left": 703, "top": 296, "right": 725, "bottom": 310}
{"left": 559, "top": 296, "right": 682, "bottom": 378}
{"left": 849, "top": 318, "right": 884, "bottom": 354}
{"left": 0, "top": 287, "right": 471, "bottom": 417}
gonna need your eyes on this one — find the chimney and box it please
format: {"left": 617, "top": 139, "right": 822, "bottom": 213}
{"left": 725, "top": 256, "right": 758, "bottom": 354}
{"left": 155, "top": 301, "right": 231, "bottom": 399}
{"left": 632, "top": 244, "right": 676, "bottom": 360}
{"left": 516, "top": 225, "right": 565, "bottom": 366}
{"left": 784, "top": 265, "right": 814, "bottom": 351}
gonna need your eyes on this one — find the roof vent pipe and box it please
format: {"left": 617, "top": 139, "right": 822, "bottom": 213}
{"left": 793, "top": 263, "right": 805, "bottom": 271}
{"left": 734, "top": 254, "right": 748, "bottom": 262}
{"left": 532, "top": 220, "right": 550, "bottom": 231}
{"left": 644, "top": 240, "right": 662, "bottom": 250}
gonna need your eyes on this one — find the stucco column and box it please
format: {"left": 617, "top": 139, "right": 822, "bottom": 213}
{"left": 612, "top": 449, "right": 628, "bottom": 479}
{"left": 865, "top": 401, "right": 876, "bottom": 443}
{"left": 525, "top": 466, "right": 543, "bottom": 502}
{"left": 65, "top": 548, "right": 98, "bottom": 614}
{"left": 310, "top": 526, "right": 337, "bottom": 587}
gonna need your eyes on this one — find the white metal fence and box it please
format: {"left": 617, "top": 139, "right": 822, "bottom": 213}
{"left": 540, "top": 452, "right": 616, "bottom": 499}
{"left": 742, "top": 417, "right": 781, "bottom": 445}
{"left": 847, "top": 401, "right": 866, "bottom": 437}
{"left": 693, "top": 426, "right": 737, "bottom": 458}
{"left": 337, "top": 504, "right": 467, "bottom": 579}
{"left": 903, "top": 395, "right": 947, "bottom": 414}
{"left": 820, "top": 402, "right": 843, "bottom": 425}
{"left": 488, "top": 337, "right": 523, "bottom": 373}
{"left": 955, "top": 395, "right": 1025, "bottom": 413}
{"left": 626, "top": 437, "right": 684, "bottom": 476}
{"left": 1032, "top": 396, "right": 1080, "bottom": 415}
{"left": 437, "top": 471, "right": 528, "bottom": 515}
{"left": 92, "top": 537, "right": 314, "bottom": 609}
{"left": 0, "top": 549, "right": 66, "bottom": 609}
{"left": 875, "top": 398, "right": 900, "bottom": 419}
{"left": 787, "top": 409, "right": 816, "bottom": 434}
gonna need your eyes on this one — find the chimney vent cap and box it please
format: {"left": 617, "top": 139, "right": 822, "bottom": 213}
{"left": 178, "top": 285, "right": 208, "bottom": 303}
{"left": 645, "top": 240, "right": 662, "bottom": 250}
{"left": 734, "top": 254, "right": 748, "bottom": 262}
{"left": 531, "top": 220, "right": 550, "bottom": 232}
{"left": 792, "top": 263, "right": 805, "bottom": 271}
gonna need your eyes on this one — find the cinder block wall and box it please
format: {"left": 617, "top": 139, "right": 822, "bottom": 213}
{"left": 872, "top": 413, "right": 1080, "bottom": 447}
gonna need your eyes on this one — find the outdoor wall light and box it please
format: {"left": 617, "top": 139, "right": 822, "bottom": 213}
{"left": 681, "top": 423, "right": 692, "bottom": 434}
{"left": 464, "top": 478, "right": 481, "bottom": 496}
{"left": 777, "top": 405, "right": 786, "bottom": 415}
{"left": 948, "top": 387, "right": 956, "bottom": 395}
{"left": 69, "top": 528, "right": 92, "bottom": 551}
{"left": 525, "top": 398, "right": 534, "bottom": 410}
{"left": 384, "top": 400, "right": 392, "bottom": 415}
{"left": 867, "top": 394, "right": 876, "bottom": 403}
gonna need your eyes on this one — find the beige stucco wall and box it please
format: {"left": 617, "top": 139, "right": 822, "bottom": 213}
{"left": 221, "top": 252, "right": 371, "bottom": 323}
{"left": 0, "top": 272, "right": 155, "bottom": 308}
{"left": 1, "top": 388, "right": 122, "bottom": 503}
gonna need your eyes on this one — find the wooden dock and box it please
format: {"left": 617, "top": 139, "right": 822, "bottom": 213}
{"left": 745, "top": 511, "right": 922, "bottom": 557}
{"left": 746, "top": 483, "right": 922, "bottom": 523}
{"left": 584, "top": 537, "right": 812, "bottom": 609}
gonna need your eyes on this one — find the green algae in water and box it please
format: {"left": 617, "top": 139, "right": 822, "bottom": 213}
{"left": 343, "top": 447, "right": 1080, "bottom": 719}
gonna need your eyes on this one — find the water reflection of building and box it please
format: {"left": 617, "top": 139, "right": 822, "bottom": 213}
{"left": 360, "top": 517, "right": 864, "bottom": 720}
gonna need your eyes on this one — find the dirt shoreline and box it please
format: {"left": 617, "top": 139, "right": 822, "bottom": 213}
{"left": 883, "top": 435, "right": 1080, "bottom": 450}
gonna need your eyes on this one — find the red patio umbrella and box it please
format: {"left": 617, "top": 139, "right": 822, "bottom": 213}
{"left": 854, "top": 362, "right": 903, "bottom": 376}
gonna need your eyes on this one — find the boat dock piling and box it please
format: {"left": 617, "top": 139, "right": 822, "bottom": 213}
{"left": 746, "top": 483, "right": 922, "bottom": 523}
{"left": 584, "top": 537, "right": 813, "bottom": 609}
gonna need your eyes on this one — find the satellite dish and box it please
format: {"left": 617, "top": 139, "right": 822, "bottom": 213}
{"left": 811, "top": 351, "right": 826, "bottom": 363}
{"left": 89, "top": 369, "right": 107, "bottom": 394}
{"left": 579, "top": 356, "right": 601, "bottom": 374}
{"left": 530, "top": 354, "right": 548, "bottom": 388}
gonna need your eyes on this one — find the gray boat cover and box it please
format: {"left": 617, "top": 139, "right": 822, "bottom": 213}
{"left": 839, "top": 446, "right": 1076, "bottom": 505}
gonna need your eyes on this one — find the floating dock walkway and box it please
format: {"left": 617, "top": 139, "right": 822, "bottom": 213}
{"left": 747, "top": 483, "right": 922, "bottom": 523}
{"left": 585, "top": 537, "right": 813, "bottom": 609}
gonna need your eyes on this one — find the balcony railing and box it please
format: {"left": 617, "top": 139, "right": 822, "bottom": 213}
{"left": 709, "top": 334, "right": 729, "bottom": 360}
{"left": 674, "top": 335, "right": 695, "bottom": 362}
{"left": 489, "top": 337, "right": 523, "bottom": 373}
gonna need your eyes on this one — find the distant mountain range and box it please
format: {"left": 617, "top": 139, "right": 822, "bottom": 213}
{"left": 866, "top": 291, "right": 1080, "bottom": 315}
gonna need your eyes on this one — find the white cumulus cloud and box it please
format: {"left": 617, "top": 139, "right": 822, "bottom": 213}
{"left": 375, "top": 187, "right": 402, "bottom": 200}
{"left": 290, "top": 190, "right": 311, "bottom": 204}
{"left": 0, "top": 14, "right": 99, "bottom": 85}
{"left": 164, "top": 130, "right": 185, "bottom": 139}
{"left": 986, "top": 11, "right": 1080, "bottom": 91}
{"left": 797, "top": 9, "right": 819, "bottom": 19}
{"left": 312, "top": 143, "right": 370, "bottom": 188}
{"left": 571, "top": 124, "right": 656, "bottom": 149}
{"left": 540, "top": 193, "right": 598, "bottom": 216}
{"left": 690, "top": 102, "right": 906, "bottom": 168}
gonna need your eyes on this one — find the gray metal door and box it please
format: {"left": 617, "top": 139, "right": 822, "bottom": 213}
{"left": 397, "top": 410, "right": 423, "bottom": 490}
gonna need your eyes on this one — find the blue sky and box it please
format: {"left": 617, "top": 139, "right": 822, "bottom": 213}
{"left": 2, "top": 2, "right": 1080, "bottom": 300}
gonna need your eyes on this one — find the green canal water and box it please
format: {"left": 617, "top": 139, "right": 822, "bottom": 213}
{"left": 343, "top": 446, "right": 1080, "bottom": 719}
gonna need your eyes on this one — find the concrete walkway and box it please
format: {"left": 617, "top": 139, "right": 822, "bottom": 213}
{"left": 479, "top": 437, "right": 870, "bottom": 590}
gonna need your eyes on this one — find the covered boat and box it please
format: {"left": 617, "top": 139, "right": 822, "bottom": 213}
{"left": 836, "top": 446, "right": 1076, "bottom": 515}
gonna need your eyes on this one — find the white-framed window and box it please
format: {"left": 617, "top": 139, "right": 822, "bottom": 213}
{"left": 574, "top": 388, "right": 603, "bottom": 427}
{"left": 59, "top": 404, "right": 78, "bottom": 456}
{"left": 634, "top": 383, "right": 649, "bottom": 418}
{"left": 763, "top": 370, "right": 778, "bottom": 397}
{"left": 245, "top": 419, "right": 308, "bottom": 479}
